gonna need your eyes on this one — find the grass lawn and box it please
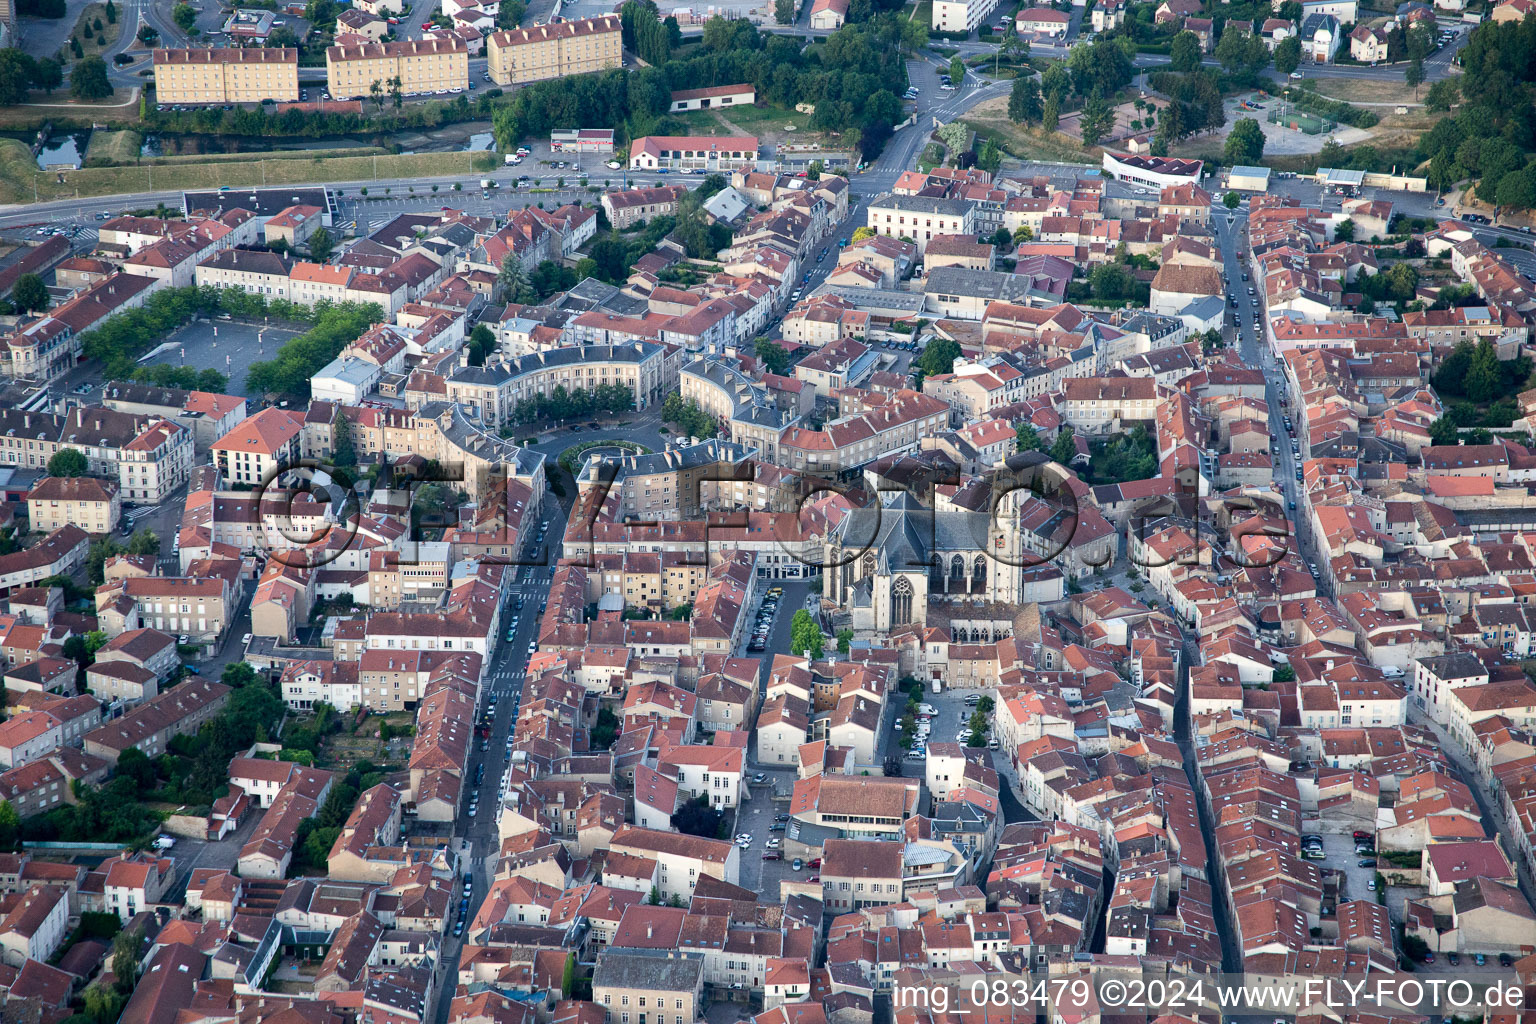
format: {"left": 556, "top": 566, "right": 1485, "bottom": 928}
{"left": 0, "top": 140, "right": 498, "bottom": 204}
{"left": 0, "top": 87, "right": 142, "bottom": 130}
{"left": 715, "top": 102, "right": 804, "bottom": 132}
{"left": 66, "top": 2, "right": 124, "bottom": 60}
{"left": 85, "top": 129, "right": 141, "bottom": 166}
{"left": 1310, "top": 76, "right": 1423, "bottom": 105}
{"left": 961, "top": 94, "right": 1095, "bottom": 165}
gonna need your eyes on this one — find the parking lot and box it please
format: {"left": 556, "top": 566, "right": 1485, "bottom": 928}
{"left": 732, "top": 770, "right": 807, "bottom": 897}
{"left": 897, "top": 686, "right": 994, "bottom": 774}
{"left": 1318, "top": 831, "right": 1378, "bottom": 907}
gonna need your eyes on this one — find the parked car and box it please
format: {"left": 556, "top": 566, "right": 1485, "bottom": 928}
{"left": 1447, "top": 951, "right": 1460, "bottom": 965}
{"left": 762, "top": 851, "right": 781, "bottom": 861}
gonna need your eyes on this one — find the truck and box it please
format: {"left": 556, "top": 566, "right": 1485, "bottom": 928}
{"left": 480, "top": 178, "right": 498, "bottom": 189}
{"left": 931, "top": 679, "right": 941, "bottom": 694}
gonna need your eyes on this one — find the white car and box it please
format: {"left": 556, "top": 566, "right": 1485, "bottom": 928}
{"left": 766, "top": 838, "right": 781, "bottom": 849}
{"left": 241, "top": 633, "right": 253, "bottom": 645}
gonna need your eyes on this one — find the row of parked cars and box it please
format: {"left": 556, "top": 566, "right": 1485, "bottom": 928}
{"left": 747, "top": 585, "right": 784, "bottom": 652}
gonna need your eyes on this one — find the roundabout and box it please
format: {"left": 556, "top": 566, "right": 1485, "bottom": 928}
{"left": 557, "top": 439, "right": 653, "bottom": 475}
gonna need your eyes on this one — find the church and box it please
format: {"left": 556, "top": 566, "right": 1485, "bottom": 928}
{"left": 826, "top": 492, "right": 1031, "bottom": 633}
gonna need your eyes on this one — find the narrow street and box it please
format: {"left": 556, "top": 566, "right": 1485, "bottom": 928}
{"left": 426, "top": 488, "right": 573, "bottom": 1024}
{"left": 1174, "top": 636, "right": 1239, "bottom": 973}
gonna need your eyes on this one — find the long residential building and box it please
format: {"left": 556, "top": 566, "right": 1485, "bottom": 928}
{"left": 0, "top": 406, "right": 193, "bottom": 504}
{"left": 439, "top": 343, "right": 681, "bottom": 428}
{"left": 325, "top": 37, "right": 468, "bottom": 101}
{"left": 485, "top": 15, "right": 621, "bottom": 85}
{"left": 152, "top": 47, "right": 299, "bottom": 105}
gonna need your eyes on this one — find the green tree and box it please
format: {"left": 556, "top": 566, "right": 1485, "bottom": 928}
{"left": 1274, "top": 35, "right": 1302, "bottom": 75}
{"left": 222, "top": 662, "right": 260, "bottom": 689}
{"left": 32, "top": 56, "right": 62, "bottom": 93}
{"left": 1223, "top": 118, "right": 1265, "bottom": 166}
{"left": 106, "top": 0, "right": 116, "bottom": 22}
{"left": 116, "top": 747, "right": 155, "bottom": 789}
{"left": 84, "top": 984, "right": 126, "bottom": 1023}
{"left": 901, "top": 15, "right": 928, "bottom": 53}
{"left": 172, "top": 3, "right": 196, "bottom": 31}
{"left": 1465, "top": 339, "right": 1503, "bottom": 403}
{"left": 1170, "top": 31, "right": 1201, "bottom": 73}
{"left": 332, "top": 411, "right": 357, "bottom": 468}
{"left": 790, "top": 608, "right": 823, "bottom": 659}
{"left": 0, "top": 49, "right": 37, "bottom": 107}
{"left": 12, "top": 273, "right": 47, "bottom": 313}
{"left": 308, "top": 227, "right": 335, "bottom": 263}
{"left": 498, "top": 253, "right": 532, "bottom": 303}
{"left": 1078, "top": 98, "right": 1115, "bottom": 149}
{"left": 495, "top": 0, "right": 526, "bottom": 26}
{"left": 1050, "top": 426, "right": 1077, "bottom": 465}
{"left": 977, "top": 138, "right": 1002, "bottom": 173}
{"left": 127, "top": 530, "right": 160, "bottom": 556}
{"left": 111, "top": 928, "right": 141, "bottom": 990}
{"left": 0, "top": 799, "right": 18, "bottom": 852}
{"left": 966, "top": 709, "right": 988, "bottom": 747}
{"left": 1008, "top": 75, "right": 1042, "bottom": 125}
{"left": 936, "top": 120, "right": 970, "bottom": 156}
{"left": 70, "top": 55, "right": 111, "bottom": 101}
{"left": 1224, "top": 191, "right": 1241, "bottom": 209}
{"left": 913, "top": 336, "right": 961, "bottom": 384}
{"left": 1272, "top": 664, "right": 1296, "bottom": 683}
{"left": 836, "top": 628, "right": 854, "bottom": 654}
{"left": 1088, "top": 261, "right": 1133, "bottom": 301}
{"left": 47, "top": 449, "right": 88, "bottom": 477}
{"left": 949, "top": 55, "right": 966, "bottom": 85}
{"left": 1042, "top": 96, "right": 1059, "bottom": 132}
{"left": 671, "top": 794, "right": 725, "bottom": 838}
{"left": 775, "top": 0, "right": 794, "bottom": 23}
{"left": 1405, "top": 57, "right": 1424, "bottom": 98}
{"left": 754, "top": 337, "right": 791, "bottom": 375}
{"left": 1423, "top": 76, "right": 1458, "bottom": 112}
{"left": 1040, "top": 61, "right": 1069, "bottom": 102}
{"left": 1334, "top": 218, "right": 1355, "bottom": 242}
{"left": 467, "top": 323, "right": 497, "bottom": 366}
{"left": 1016, "top": 423, "right": 1043, "bottom": 452}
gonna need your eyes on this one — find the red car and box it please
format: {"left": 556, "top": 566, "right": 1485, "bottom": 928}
{"left": 421, "top": 21, "right": 432, "bottom": 29}
{"left": 808, "top": 858, "right": 822, "bottom": 869}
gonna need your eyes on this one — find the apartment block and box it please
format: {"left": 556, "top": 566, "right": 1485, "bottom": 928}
{"left": 26, "top": 476, "right": 120, "bottom": 535}
{"left": 486, "top": 15, "right": 621, "bottom": 86}
{"left": 325, "top": 37, "right": 468, "bottom": 101}
{"left": 153, "top": 47, "right": 299, "bottom": 105}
